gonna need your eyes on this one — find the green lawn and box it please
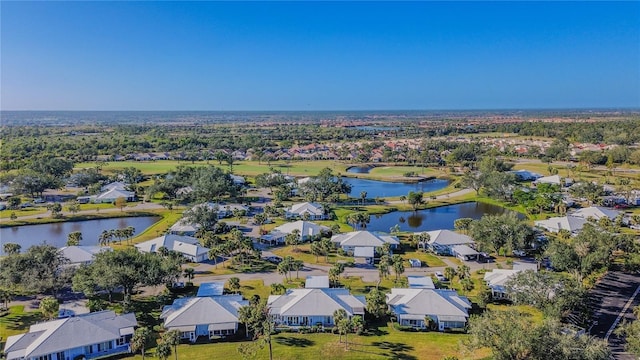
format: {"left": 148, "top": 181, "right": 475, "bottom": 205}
{"left": 76, "top": 160, "right": 350, "bottom": 177}
{"left": 0, "top": 306, "right": 44, "bottom": 347}
{"left": 130, "top": 324, "right": 490, "bottom": 360}
{"left": 0, "top": 207, "right": 48, "bottom": 219}
{"left": 400, "top": 251, "right": 447, "bottom": 267}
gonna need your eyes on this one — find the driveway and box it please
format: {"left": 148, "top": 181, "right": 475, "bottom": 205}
{"left": 588, "top": 270, "right": 640, "bottom": 359}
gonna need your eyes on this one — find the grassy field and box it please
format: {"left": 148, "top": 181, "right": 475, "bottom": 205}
{"left": 130, "top": 324, "right": 490, "bottom": 360}
{"left": 0, "top": 306, "right": 44, "bottom": 344}
{"left": 76, "top": 160, "right": 351, "bottom": 177}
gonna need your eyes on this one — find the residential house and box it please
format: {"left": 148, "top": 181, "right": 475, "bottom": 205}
{"left": 407, "top": 276, "right": 435, "bottom": 289}
{"left": 331, "top": 231, "right": 400, "bottom": 256}
{"left": 135, "top": 234, "right": 209, "bottom": 262}
{"left": 570, "top": 206, "right": 620, "bottom": 221}
{"left": 510, "top": 169, "right": 543, "bottom": 181}
{"left": 59, "top": 246, "right": 112, "bottom": 267}
{"left": 3, "top": 311, "right": 137, "bottom": 360}
{"left": 260, "top": 220, "right": 329, "bottom": 245}
{"left": 534, "top": 215, "right": 587, "bottom": 234}
{"left": 423, "top": 230, "right": 477, "bottom": 260}
{"left": 169, "top": 220, "right": 200, "bottom": 236}
{"left": 285, "top": 202, "right": 327, "bottom": 220}
{"left": 93, "top": 188, "right": 136, "bottom": 203}
{"left": 268, "top": 288, "right": 366, "bottom": 327}
{"left": 229, "top": 175, "right": 246, "bottom": 186}
{"left": 483, "top": 262, "right": 538, "bottom": 299}
{"left": 533, "top": 175, "right": 562, "bottom": 186}
{"left": 161, "top": 291, "right": 248, "bottom": 342}
{"left": 193, "top": 202, "right": 249, "bottom": 219}
{"left": 386, "top": 288, "right": 471, "bottom": 331}
{"left": 100, "top": 181, "right": 129, "bottom": 192}
{"left": 305, "top": 275, "right": 330, "bottom": 289}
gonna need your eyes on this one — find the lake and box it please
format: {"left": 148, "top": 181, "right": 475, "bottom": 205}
{"left": 0, "top": 216, "right": 160, "bottom": 254}
{"left": 343, "top": 177, "right": 450, "bottom": 198}
{"left": 346, "top": 166, "right": 372, "bottom": 174}
{"left": 366, "top": 202, "right": 521, "bottom": 232}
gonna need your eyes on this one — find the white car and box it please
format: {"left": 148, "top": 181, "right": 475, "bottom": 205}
{"left": 434, "top": 271, "right": 447, "bottom": 282}
{"left": 512, "top": 250, "right": 527, "bottom": 257}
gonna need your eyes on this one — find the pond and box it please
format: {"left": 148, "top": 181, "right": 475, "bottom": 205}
{"left": 346, "top": 166, "right": 372, "bottom": 174}
{"left": 0, "top": 216, "right": 161, "bottom": 254}
{"left": 365, "top": 202, "right": 522, "bottom": 233}
{"left": 343, "top": 177, "right": 450, "bottom": 198}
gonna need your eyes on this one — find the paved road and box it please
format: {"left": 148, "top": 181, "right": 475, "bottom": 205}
{"left": 588, "top": 270, "right": 640, "bottom": 360}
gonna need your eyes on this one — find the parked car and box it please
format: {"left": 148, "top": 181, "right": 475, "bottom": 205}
{"left": 512, "top": 250, "right": 527, "bottom": 257}
{"left": 265, "top": 256, "right": 283, "bottom": 264}
{"left": 434, "top": 271, "right": 447, "bottom": 282}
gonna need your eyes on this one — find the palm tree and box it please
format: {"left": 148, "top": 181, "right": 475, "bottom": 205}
{"left": 389, "top": 224, "right": 401, "bottom": 234}
{"left": 333, "top": 309, "right": 348, "bottom": 342}
{"left": 228, "top": 277, "right": 241, "bottom": 294}
{"left": 392, "top": 255, "right": 405, "bottom": 281}
{"left": 66, "top": 231, "right": 83, "bottom": 246}
{"left": 444, "top": 267, "right": 456, "bottom": 283}
{"left": 399, "top": 195, "right": 406, "bottom": 204}
{"left": 208, "top": 246, "right": 222, "bottom": 268}
{"left": 162, "top": 329, "right": 181, "bottom": 360}
{"left": 183, "top": 267, "right": 195, "bottom": 283}
{"left": 155, "top": 342, "right": 171, "bottom": 360}
{"left": 98, "top": 230, "right": 111, "bottom": 246}
{"left": 130, "top": 327, "right": 152, "bottom": 360}
{"left": 292, "top": 259, "right": 304, "bottom": 279}
{"left": 360, "top": 191, "right": 367, "bottom": 205}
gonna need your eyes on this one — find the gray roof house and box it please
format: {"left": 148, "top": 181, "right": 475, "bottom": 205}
{"left": 386, "top": 288, "right": 471, "bottom": 331}
{"left": 534, "top": 215, "right": 587, "bottom": 234}
{"left": 161, "top": 293, "right": 248, "bottom": 342}
{"left": 135, "top": 234, "right": 209, "bottom": 262}
{"left": 93, "top": 188, "right": 136, "bottom": 203}
{"left": 4, "top": 310, "right": 137, "bottom": 360}
{"left": 261, "top": 220, "right": 330, "bottom": 245}
{"left": 423, "top": 230, "right": 475, "bottom": 258}
{"left": 59, "top": 246, "right": 112, "bottom": 267}
{"left": 285, "top": 202, "right": 327, "bottom": 220}
{"left": 483, "top": 262, "right": 538, "bottom": 299}
{"left": 570, "top": 206, "right": 620, "bottom": 221}
{"left": 268, "top": 288, "right": 366, "bottom": 327}
{"left": 169, "top": 220, "right": 201, "bottom": 236}
{"left": 331, "top": 231, "right": 400, "bottom": 255}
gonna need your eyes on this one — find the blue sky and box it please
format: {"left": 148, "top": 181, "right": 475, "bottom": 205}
{"left": 1, "top": 1, "right": 639, "bottom": 111}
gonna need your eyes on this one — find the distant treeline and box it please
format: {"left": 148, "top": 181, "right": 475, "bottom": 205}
{"left": 1, "top": 113, "right": 639, "bottom": 169}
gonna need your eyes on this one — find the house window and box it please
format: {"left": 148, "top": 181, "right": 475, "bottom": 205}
{"left": 36, "top": 355, "right": 52, "bottom": 360}
{"left": 181, "top": 331, "right": 190, "bottom": 339}
{"left": 117, "top": 336, "right": 127, "bottom": 346}
{"left": 97, "top": 341, "right": 113, "bottom": 351}
{"left": 84, "top": 345, "right": 94, "bottom": 354}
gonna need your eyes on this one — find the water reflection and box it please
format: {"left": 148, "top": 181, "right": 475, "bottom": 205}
{"left": 367, "top": 202, "right": 521, "bottom": 232}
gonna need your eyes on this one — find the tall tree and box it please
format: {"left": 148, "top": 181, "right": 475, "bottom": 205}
{"left": 66, "top": 231, "right": 83, "bottom": 246}
{"left": 39, "top": 296, "right": 59, "bottom": 320}
{"left": 130, "top": 327, "right": 153, "bottom": 360}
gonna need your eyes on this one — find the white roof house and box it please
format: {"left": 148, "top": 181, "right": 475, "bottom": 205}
{"left": 331, "top": 231, "right": 400, "bottom": 252}
{"left": 169, "top": 220, "right": 201, "bottom": 236}
{"left": 407, "top": 276, "right": 435, "bottom": 289}
{"left": 161, "top": 295, "right": 248, "bottom": 342}
{"left": 261, "top": 220, "right": 330, "bottom": 245}
{"left": 94, "top": 188, "right": 136, "bottom": 203}
{"left": 426, "top": 230, "right": 474, "bottom": 247}
{"left": 135, "top": 234, "right": 209, "bottom": 262}
{"left": 100, "top": 181, "right": 129, "bottom": 192}
{"left": 4, "top": 311, "right": 137, "bottom": 360}
{"left": 484, "top": 263, "right": 538, "bottom": 299}
{"left": 570, "top": 206, "right": 620, "bottom": 221}
{"left": 386, "top": 288, "right": 471, "bottom": 331}
{"left": 534, "top": 216, "right": 587, "bottom": 233}
{"left": 533, "top": 175, "right": 562, "bottom": 186}
{"left": 268, "top": 288, "right": 366, "bottom": 327}
{"left": 305, "top": 275, "right": 330, "bottom": 289}
{"left": 59, "top": 246, "right": 112, "bottom": 266}
{"left": 286, "top": 202, "right": 327, "bottom": 220}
